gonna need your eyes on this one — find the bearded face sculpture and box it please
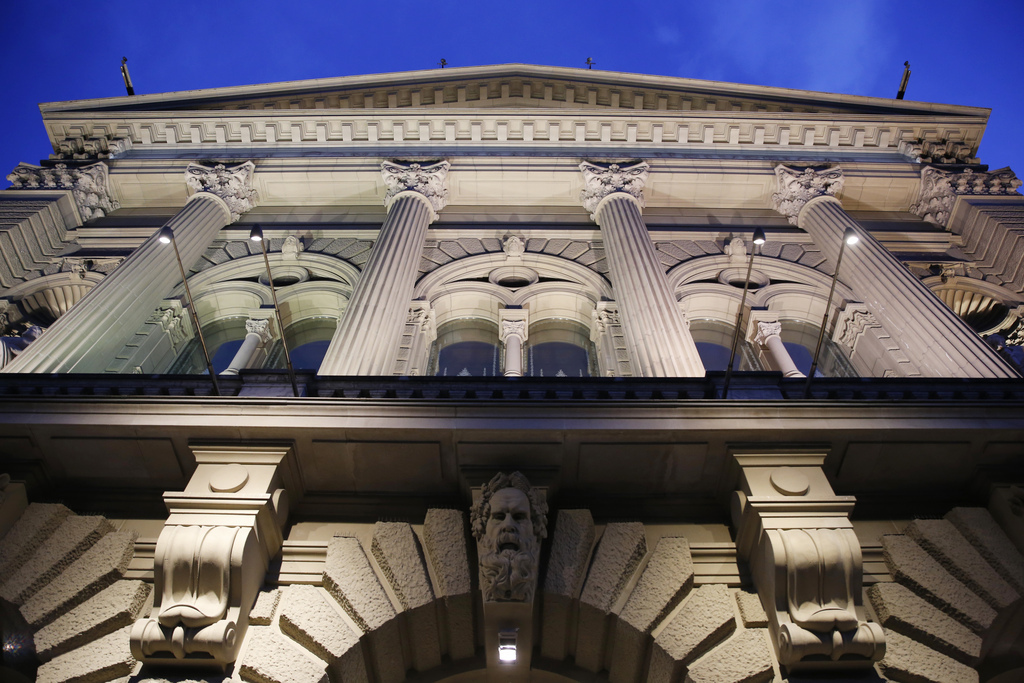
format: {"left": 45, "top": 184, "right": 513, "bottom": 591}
{"left": 471, "top": 472, "right": 548, "bottom": 603}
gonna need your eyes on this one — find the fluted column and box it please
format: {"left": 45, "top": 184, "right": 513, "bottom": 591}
{"left": 579, "top": 161, "right": 704, "bottom": 377}
{"left": 222, "top": 318, "right": 273, "bottom": 375}
{"left": 774, "top": 164, "right": 1014, "bottom": 378}
{"left": 753, "top": 320, "right": 803, "bottom": 377}
{"left": 319, "top": 161, "right": 449, "bottom": 375}
{"left": 3, "top": 161, "right": 257, "bottom": 374}
{"left": 500, "top": 311, "right": 528, "bottom": 377}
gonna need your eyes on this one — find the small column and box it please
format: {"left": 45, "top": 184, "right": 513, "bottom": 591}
{"left": 773, "top": 164, "right": 1015, "bottom": 378}
{"left": 3, "top": 161, "right": 257, "bottom": 374}
{"left": 221, "top": 318, "right": 274, "bottom": 376}
{"left": 319, "top": 161, "right": 449, "bottom": 376}
{"left": 752, "top": 320, "right": 803, "bottom": 377}
{"left": 500, "top": 311, "right": 528, "bottom": 377}
{"left": 579, "top": 161, "right": 704, "bottom": 377}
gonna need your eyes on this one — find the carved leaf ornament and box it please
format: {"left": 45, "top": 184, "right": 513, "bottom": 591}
{"left": 579, "top": 160, "right": 650, "bottom": 218}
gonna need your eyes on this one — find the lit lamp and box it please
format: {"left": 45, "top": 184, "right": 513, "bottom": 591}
{"left": 158, "top": 226, "right": 220, "bottom": 396}
{"left": 721, "top": 228, "right": 766, "bottom": 398}
{"left": 497, "top": 629, "right": 518, "bottom": 663}
{"left": 249, "top": 226, "right": 300, "bottom": 397}
{"left": 804, "top": 226, "right": 859, "bottom": 396}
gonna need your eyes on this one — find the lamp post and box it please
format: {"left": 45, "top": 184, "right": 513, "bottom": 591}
{"left": 249, "top": 226, "right": 300, "bottom": 397}
{"left": 804, "top": 226, "right": 859, "bottom": 396}
{"left": 158, "top": 226, "right": 220, "bottom": 396}
{"left": 721, "top": 228, "right": 766, "bottom": 398}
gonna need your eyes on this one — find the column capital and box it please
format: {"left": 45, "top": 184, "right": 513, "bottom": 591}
{"left": 381, "top": 160, "right": 450, "bottom": 220}
{"left": 771, "top": 164, "right": 844, "bottom": 225}
{"left": 753, "top": 320, "right": 782, "bottom": 347}
{"left": 499, "top": 310, "right": 528, "bottom": 343}
{"left": 185, "top": 160, "right": 258, "bottom": 223}
{"left": 579, "top": 160, "right": 649, "bottom": 220}
{"left": 245, "top": 317, "right": 274, "bottom": 345}
{"left": 6, "top": 161, "right": 120, "bottom": 222}
{"left": 910, "top": 165, "right": 1022, "bottom": 227}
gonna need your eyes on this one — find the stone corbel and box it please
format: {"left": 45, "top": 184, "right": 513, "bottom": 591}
{"left": 381, "top": 160, "right": 450, "bottom": 222}
{"left": 579, "top": 160, "right": 649, "bottom": 221}
{"left": 6, "top": 161, "right": 120, "bottom": 222}
{"left": 771, "top": 165, "right": 844, "bottom": 225}
{"left": 731, "top": 451, "right": 884, "bottom": 671}
{"left": 130, "top": 444, "right": 295, "bottom": 668}
{"left": 185, "top": 161, "right": 259, "bottom": 223}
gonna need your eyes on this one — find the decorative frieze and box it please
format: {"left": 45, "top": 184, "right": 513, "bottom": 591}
{"left": 911, "top": 166, "right": 1022, "bottom": 227}
{"left": 184, "top": 161, "right": 258, "bottom": 223}
{"left": 381, "top": 160, "right": 450, "bottom": 218}
{"left": 6, "top": 162, "right": 119, "bottom": 222}
{"left": 579, "top": 160, "right": 649, "bottom": 219}
{"left": 771, "top": 165, "right": 844, "bottom": 224}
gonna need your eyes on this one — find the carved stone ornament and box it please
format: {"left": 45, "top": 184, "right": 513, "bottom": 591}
{"left": 833, "top": 307, "right": 880, "bottom": 350}
{"left": 245, "top": 318, "right": 273, "bottom": 345}
{"left": 501, "top": 319, "right": 527, "bottom": 342}
{"left": 185, "top": 161, "right": 259, "bottom": 223}
{"left": 470, "top": 471, "right": 548, "bottom": 603}
{"left": 753, "top": 320, "right": 782, "bottom": 347}
{"left": 149, "top": 301, "right": 193, "bottom": 353}
{"left": 579, "top": 160, "right": 650, "bottom": 219}
{"left": 381, "top": 160, "right": 450, "bottom": 216}
{"left": 911, "top": 166, "right": 1023, "bottom": 227}
{"left": 6, "top": 161, "right": 120, "bottom": 222}
{"left": 724, "top": 237, "right": 747, "bottom": 264}
{"left": 502, "top": 234, "right": 526, "bottom": 258}
{"left": 281, "top": 235, "right": 303, "bottom": 260}
{"left": 52, "top": 135, "right": 132, "bottom": 161}
{"left": 898, "top": 139, "right": 978, "bottom": 165}
{"left": 0, "top": 326, "right": 44, "bottom": 370}
{"left": 772, "top": 165, "right": 844, "bottom": 225}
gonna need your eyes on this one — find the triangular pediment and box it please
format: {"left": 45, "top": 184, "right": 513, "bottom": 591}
{"left": 40, "top": 64, "right": 987, "bottom": 119}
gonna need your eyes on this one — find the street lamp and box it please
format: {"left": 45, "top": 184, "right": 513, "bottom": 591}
{"left": 250, "top": 226, "right": 300, "bottom": 397}
{"left": 804, "top": 226, "right": 859, "bottom": 396}
{"left": 158, "top": 226, "right": 220, "bottom": 396}
{"left": 722, "top": 228, "right": 766, "bottom": 398}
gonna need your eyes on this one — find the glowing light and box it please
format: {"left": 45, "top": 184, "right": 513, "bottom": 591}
{"left": 498, "top": 630, "right": 517, "bottom": 662}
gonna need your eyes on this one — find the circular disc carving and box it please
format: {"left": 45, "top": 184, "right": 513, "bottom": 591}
{"left": 209, "top": 464, "right": 249, "bottom": 493}
{"left": 770, "top": 467, "right": 810, "bottom": 496}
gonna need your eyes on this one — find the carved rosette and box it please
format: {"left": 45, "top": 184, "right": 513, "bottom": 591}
{"left": 772, "top": 165, "right": 844, "bottom": 225}
{"left": 6, "top": 161, "right": 120, "bottom": 222}
{"left": 579, "top": 160, "right": 650, "bottom": 220}
{"left": 381, "top": 160, "right": 450, "bottom": 219}
{"left": 185, "top": 161, "right": 259, "bottom": 223}
{"left": 911, "top": 166, "right": 1023, "bottom": 227}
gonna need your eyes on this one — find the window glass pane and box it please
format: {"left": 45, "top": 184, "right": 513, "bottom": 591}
{"left": 690, "top": 319, "right": 759, "bottom": 371}
{"left": 433, "top": 319, "right": 499, "bottom": 376}
{"left": 779, "top": 320, "right": 855, "bottom": 378}
{"left": 171, "top": 317, "right": 247, "bottom": 374}
{"left": 526, "top": 320, "right": 594, "bottom": 377}
{"left": 267, "top": 317, "right": 338, "bottom": 372}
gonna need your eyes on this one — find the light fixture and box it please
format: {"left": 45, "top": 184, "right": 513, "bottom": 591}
{"left": 159, "top": 225, "right": 220, "bottom": 396}
{"left": 805, "top": 226, "right": 859, "bottom": 395}
{"left": 497, "top": 630, "right": 517, "bottom": 663}
{"left": 252, "top": 225, "right": 300, "bottom": 397}
{"left": 722, "top": 230, "right": 767, "bottom": 398}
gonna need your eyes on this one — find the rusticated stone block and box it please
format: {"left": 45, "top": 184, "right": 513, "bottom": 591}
{"left": 946, "top": 506, "right": 1024, "bottom": 594}
{"left": 906, "top": 518, "right": 1018, "bottom": 610}
{"left": 0, "top": 514, "right": 113, "bottom": 605}
{"left": 878, "top": 628, "right": 978, "bottom": 683}
{"left": 240, "top": 625, "right": 328, "bottom": 683}
{"left": 22, "top": 530, "right": 137, "bottom": 627}
{"left": 683, "top": 628, "right": 772, "bottom": 683}
{"left": 35, "top": 580, "right": 150, "bottom": 662}
{"left": 575, "top": 522, "right": 646, "bottom": 672}
{"left": 610, "top": 537, "right": 694, "bottom": 683}
{"left": 323, "top": 535, "right": 405, "bottom": 683}
{"left": 250, "top": 588, "right": 281, "bottom": 625}
{"left": 279, "top": 585, "right": 368, "bottom": 683}
{"left": 0, "top": 502, "right": 70, "bottom": 578}
{"left": 648, "top": 585, "right": 736, "bottom": 683}
{"left": 423, "top": 508, "right": 474, "bottom": 661}
{"left": 868, "top": 582, "right": 980, "bottom": 665}
{"left": 372, "top": 522, "right": 440, "bottom": 672}
{"left": 36, "top": 625, "right": 135, "bottom": 683}
{"left": 734, "top": 590, "right": 768, "bottom": 628}
{"left": 882, "top": 534, "right": 995, "bottom": 633}
{"left": 541, "top": 509, "right": 595, "bottom": 661}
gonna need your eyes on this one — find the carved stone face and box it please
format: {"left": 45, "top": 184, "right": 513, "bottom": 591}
{"left": 485, "top": 488, "right": 534, "bottom": 554}
{"left": 476, "top": 485, "right": 541, "bottom": 602}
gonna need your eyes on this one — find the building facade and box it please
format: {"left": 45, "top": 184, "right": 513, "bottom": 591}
{"left": 0, "top": 64, "right": 1023, "bottom": 683}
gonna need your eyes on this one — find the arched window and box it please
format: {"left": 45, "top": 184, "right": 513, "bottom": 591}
{"left": 171, "top": 317, "right": 248, "bottom": 374}
{"left": 525, "top": 320, "right": 594, "bottom": 378}
{"left": 780, "top": 320, "right": 855, "bottom": 377}
{"left": 689, "top": 319, "right": 761, "bottom": 372}
{"left": 431, "top": 320, "right": 500, "bottom": 377}
{"left": 267, "top": 317, "right": 338, "bottom": 372}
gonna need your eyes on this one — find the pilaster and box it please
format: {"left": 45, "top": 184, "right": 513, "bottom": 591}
{"left": 590, "top": 301, "right": 630, "bottom": 377}
{"left": 394, "top": 301, "right": 436, "bottom": 376}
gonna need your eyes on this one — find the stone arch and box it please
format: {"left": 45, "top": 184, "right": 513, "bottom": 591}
{"left": 1, "top": 271, "right": 106, "bottom": 327}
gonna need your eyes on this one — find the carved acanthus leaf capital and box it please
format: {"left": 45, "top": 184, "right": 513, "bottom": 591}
{"left": 772, "top": 165, "right": 844, "bottom": 225}
{"left": 579, "top": 160, "right": 650, "bottom": 219}
{"left": 501, "top": 319, "right": 527, "bottom": 342}
{"left": 911, "top": 166, "right": 1023, "bottom": 227}
{"left": 381, "top": 160, "right": 450, "bottom": 217}
{"left": 754, "top": 320, "right": 782, "bottom": 346}
{"left": 185, "top": 161, "right": 258, "bottom": 223}
{"left": 245, "top": 318, "right": 274, "bottom": 344}
{"left": 6, "top": 161, "right": 120, "bottom": 222}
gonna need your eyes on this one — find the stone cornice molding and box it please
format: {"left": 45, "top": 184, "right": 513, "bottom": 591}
{"left": 5, "top": 161, "right": 120, "bottom": 222}
{"left": 910, "top": 166, "right": 1023, "bottom": 227}
{"left": 381, "top": 160, "right": 450, "bottom": 220}
{"left": 579, "top": 160, "right": 649, "bottom": 220}
{"left": 185, "top": 160, "right": 258, "bottom": 223}
{"left": 52, "top": 135, "right": 132, "bottom": 161}
{"left": 772, "top": 164, "right": 844, "bottom": 225}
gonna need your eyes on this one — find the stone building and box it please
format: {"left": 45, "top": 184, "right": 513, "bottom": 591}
{"left": 0, "top": 64, "right": 1023, "bottom": 683}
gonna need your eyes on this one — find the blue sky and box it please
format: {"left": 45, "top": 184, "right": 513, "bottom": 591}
{"left": 2, "top": 0, "right": 1022, "bottom": 189}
